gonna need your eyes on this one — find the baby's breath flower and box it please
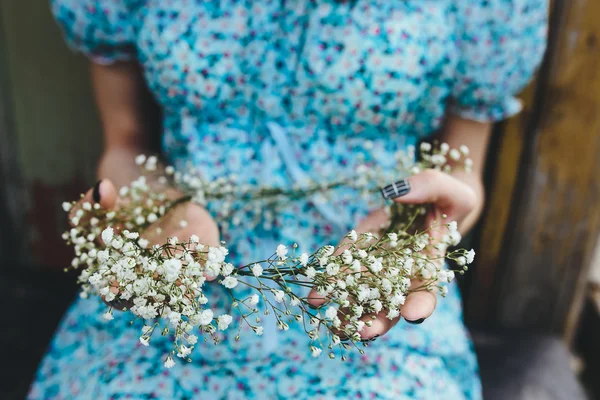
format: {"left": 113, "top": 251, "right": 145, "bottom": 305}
{"left": 168, "top": 311, "right": 181, "bottom": 327}
{"left": 221, "top": 276, "right": 238, "bottom": 289}
{"left": 253, "top": 326, "right": 264, "bottom": 336}
{"left": 163, "top": 258, "right": 182, "bottom": 282}
{"left": 124, "top": 231, "right": 139, "bottom": 240}
{"left": 299, "top": 253, "right": 309, "bottom": 266}
{"left": 276, "top": 244, "right": 288, "bottom": 260}
{"left": 387, "top": 309, "right": 400, "bottom": 320}
{"left": 164, "top": 356, "right": 175, "bottom": 369}
{"left": 347, "top": 230, "right": 358, "bottom": 242}
{"left": 111, "top": 237, "right": 124, "bottom": 249}
{"left": 304, "top": 266, "right": 317, "bottom": 279}
{"left": 251, "top": 264, "right": 263, "bottom": 277}
{"left": 197, "top": 309, "right": 214, "bottom": 326}
{"left": 273, "top": 290, "right": 285, "bottom": 303}
{"left": 465, "top": 158, "right": 473, "bottom": 172}
{"left": 186, "top": 335, "right": 198, "bottom": 345}
{"left": 390, "top": 293, "right": 406, "bottom": 306}
{"left": 248, "top": 294, "right": 259, "bottom": 307}
{"left": 449, "top": 149, "right": 461, "bottom": 161}
{"left": 101, "top": 227, "right": 114, "bottom": 245}
{"left": 177, "top": 344, "right": 192, "bottom": 358}
{"left": 221, "top": 263, "right": 234, "bottom": 276}
{"left": 88, "top": 272, "right": 102, "bottom": 286}
{"left": 466, "top": 249, "right": 476, "bottom": 264}
{"left": 325, "top": 306, "right": 338, "bottom": 320}
{"left": 323, "top": 245, "right": 335, "bottom": 257}
{"left": 326, "top": 263, "right": 340, "bottom": 276}
{"left": 440, "top": 142, "right": 450, "bottom": 155}
{"left": 431, "top": 154, "right": 446, "bottom": 166}
{"left": 311, "top": 346, "right": 322, "bottom": 358}
{"left": 355, "top": 320, "right": 365, "bottom": 332}
{"left": 277, "top": 320, "right": 289, "bottom": 331}
{"left": 217, "top": 314, "right": 233, "bottom": 331}
{"left": 342, "top": 250, "right": 353, "bottom": 265}
{"left": 420, "top": 142, "right": 432, "bottom": 152}
{"left": 135, "top": 154, "right": 147, "bottom": 165}
{"left": 440, "top": 286, "right": 449, "bottom": 296}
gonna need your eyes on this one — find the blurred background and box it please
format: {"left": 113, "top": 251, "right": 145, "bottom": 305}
{"left": 1, "top": 1, "right": 600, "bottom": 400}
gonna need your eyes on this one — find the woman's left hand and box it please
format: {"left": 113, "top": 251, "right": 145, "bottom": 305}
{"left": 307, "top": 169, "right": 481, "bottom": 340}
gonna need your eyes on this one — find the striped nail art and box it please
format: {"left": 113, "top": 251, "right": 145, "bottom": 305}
{"left": 381, "top": 179, "right": 411, "bottom": 200}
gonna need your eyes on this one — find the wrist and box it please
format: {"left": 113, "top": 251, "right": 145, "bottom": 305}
{"left": 450, "top": 170, "right": 485, "bottom": 234}
{"left": 98, "top": 147, "right": 148, "bottom": 187}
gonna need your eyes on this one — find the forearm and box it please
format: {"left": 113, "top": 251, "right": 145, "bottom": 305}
{"left": 91, "top": 62, "right": 160, "bottom": 190}
{"left": 449, "top": 170, "right": 485, "bottom": 234}
{"left": 437, "top": 115, "right": 491, "bottom": 234}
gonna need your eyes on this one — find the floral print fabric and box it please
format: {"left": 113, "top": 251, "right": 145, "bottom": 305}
{"left": 31, "top": 0, "right": 547, "bottom": 398}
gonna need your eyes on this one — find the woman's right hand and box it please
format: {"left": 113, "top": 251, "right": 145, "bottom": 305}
{"left": 69, "top": 179, "right": 220, "bottom": 307}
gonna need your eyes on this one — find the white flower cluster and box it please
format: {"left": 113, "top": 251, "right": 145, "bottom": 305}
{"left": 156, "top": 141, "right": 472, "bottom": 234}
{"left": 61, "top": 143, "right": 475, "bottom": 367}
{"left": 414, "top": 142, "right": 473, "bottom": 174}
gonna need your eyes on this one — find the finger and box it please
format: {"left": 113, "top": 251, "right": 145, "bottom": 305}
{"left": 359, "top": 312, "right": 400, "bottom": 339}
{"left": 307, "top": 289, "right": 328, "bottom": 307}
{"left": 401, "top": 281, "right": 437, "bottom": 322}
{"left": 141, "top": 202, "right": 221, "bottom": 281}
{"left": 384, "top": 169, "right": 477, "bottom": 220}
{"left": 69, "top": 179, "right": 119, "bottom": 226}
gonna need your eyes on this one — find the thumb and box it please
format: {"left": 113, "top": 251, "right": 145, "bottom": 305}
{"left": 82, "top": 179, "right": 118, "bottom": 210}
{"left": 69, "top": 179, "right": 119, "bottom": 225}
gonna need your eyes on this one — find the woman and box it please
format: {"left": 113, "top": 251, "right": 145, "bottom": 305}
{"left": 30, "top": 1, "right": 547, "bottom": 399}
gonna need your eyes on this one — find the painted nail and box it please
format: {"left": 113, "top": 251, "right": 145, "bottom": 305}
{"left": 361, "top": 334, "right": 380, "bottom": 343}
{"left": 405, "top": 318, "right": 425, "bottom": 325}
{"left": 381, "top": 179, "right": 411, "bottom": 200}
{"left": 92, "top": 180, "right": 102, "bottom": 203}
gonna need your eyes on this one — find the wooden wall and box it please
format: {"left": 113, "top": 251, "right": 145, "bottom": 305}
{"left": 467, "top": 0, "right": 600, "bottom": 342}
{"left": 0, "top": 2, "right": 101, "bottom": 268}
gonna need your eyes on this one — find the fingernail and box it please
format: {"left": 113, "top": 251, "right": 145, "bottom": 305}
{"left": 405, "top": 318, "right": 425, "bottom": 325}
{"left": 381, "top": 179, "right": 410, "bottom": 200}
{"left": 361, "top": 334, "right": 380, "bottom": 343}
{"left": 92, "top": 180, "right": 102, "bottom": 203}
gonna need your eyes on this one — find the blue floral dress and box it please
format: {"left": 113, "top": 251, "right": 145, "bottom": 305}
{"left": 31, "top": 1, "right": 547, "bottom": 399}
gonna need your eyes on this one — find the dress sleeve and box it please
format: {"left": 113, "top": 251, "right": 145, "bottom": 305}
{"left": 449, "top": 0, "right": 549, "bottom": 122}
{"left": 50, "top": 0, "right": 137, "bottom": 64}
